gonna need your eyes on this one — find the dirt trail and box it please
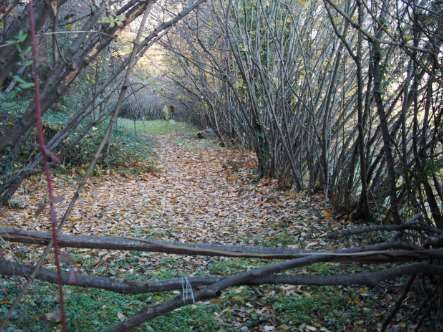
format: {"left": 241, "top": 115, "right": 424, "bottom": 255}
{"left": 2, "top": 133, "right": 330, "bottom": 249}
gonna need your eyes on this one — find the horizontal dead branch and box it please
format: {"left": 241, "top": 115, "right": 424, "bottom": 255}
{"left": 0, "top": 227, "right": 313, "bottom": 258}
{"left": 1, "top": 259, "right": 442, "bottom": 295}
{"left": 2, "top": 227, "right": 439, "bottom": 262}
{"left": 0, "top": 259, "right": 212, "bottom": 293}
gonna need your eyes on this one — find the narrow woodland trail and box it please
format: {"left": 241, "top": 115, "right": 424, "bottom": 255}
{"left": 136, "top": 134, "right": 330, "bottom": 245}
{"left": 3, "top": 132, "right": 331, "bottom": 247}
{"left": 2, "top": 130, "right": 339, "bottom": 277}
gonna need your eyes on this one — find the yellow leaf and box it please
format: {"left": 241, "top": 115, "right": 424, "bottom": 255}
{"left": 323, "top": 209, "right": 333, "bottom": 220}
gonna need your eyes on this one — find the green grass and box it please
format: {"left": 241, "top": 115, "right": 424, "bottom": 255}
{"left": 253, "top": 230, "right": 296, "bottom": 247}
{"left": 175, "top": 136, "right": 220, "bottom": 151}
{"left": 208, "top": 258, "right": 257, "bottom": 275}
{"left": 271, "top": 285, "right": 375, "bottom": 330}
{"left": 117, "top": 119, "right": 197, "bottom": 136}
{"left": 117, "top": 119, "right": 221, "bottom": 153}
{"left": 58, "top": 119, "right": 197, "bottom": 174}
{"left": 0, "top": 280, "right": 221, "bottom": 331}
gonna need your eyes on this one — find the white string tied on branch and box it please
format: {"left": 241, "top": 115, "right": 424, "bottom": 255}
{"left": 181, "top": 276, "right": 196, "bottom": 304}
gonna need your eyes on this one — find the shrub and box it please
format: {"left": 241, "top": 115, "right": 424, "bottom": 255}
{"left": 59, "top": 121, "right": 155, "bottom": 174}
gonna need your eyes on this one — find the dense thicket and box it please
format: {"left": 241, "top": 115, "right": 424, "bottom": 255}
{"left": 0, "top": 0, "right": 191, "bottom": 203}
{"left": 163, "top": 0, "right": 442, "bottom": 227}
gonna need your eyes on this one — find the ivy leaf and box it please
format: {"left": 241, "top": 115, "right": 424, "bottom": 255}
{"left": 13, "top": 75, "right": 34, "bottom": 90}
{"left": 17, "top": 31, "right": 28, "bottom": 43}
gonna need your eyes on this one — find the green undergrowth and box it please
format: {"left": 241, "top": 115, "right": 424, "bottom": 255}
{"left": 0, "top": 279, "right": 220, "bottom": 331}
{"left": 0, "top": 227, "right": 379, "bottom": 331}
{"left": 52, "top": 117, "right": 198, "bottom": 172}
{"left": 1, "top": 117, "right": 201, "bottom": 192}
{"left": 54, "top": 119, "right": 155, "bottom": 175}
{"left": 2, "top": 114, "right": 161, "bottom": 188}
{"left": 0, "top": 267, "right": 376, "bottom": 331}
{"left": 69, "top": 129, "right": 153, "bottom": 174}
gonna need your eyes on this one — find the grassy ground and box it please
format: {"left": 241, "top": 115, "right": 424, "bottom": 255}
{"left": 117, "top": 118, "right": 197, "bottom": 136}
{"left": 57, "top": 119, "right": 195, "bottom": 176}
{"left": 1, "top": 119, "right": 381, "bottom": 331}
{"left": 117, "top": 118, "right": 219, "bottom": 152}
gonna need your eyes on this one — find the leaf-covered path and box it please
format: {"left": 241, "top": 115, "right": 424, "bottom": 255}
{"left": 3, "top": 131, "right": 331, "bottom": 248}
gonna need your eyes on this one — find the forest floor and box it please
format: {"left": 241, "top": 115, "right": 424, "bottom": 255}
{"left": 1, "top": 120, "right": 394, "bottom": 331}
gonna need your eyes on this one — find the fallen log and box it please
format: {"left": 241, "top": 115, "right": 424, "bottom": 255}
{"left": 1, "top": 259, "right": 442, "bottom": 295}
{"left": 2, "top": 227, "right": 439, "bottom": 262}
{"left": 1, "top": 227, "right": 313, "bottom": 258}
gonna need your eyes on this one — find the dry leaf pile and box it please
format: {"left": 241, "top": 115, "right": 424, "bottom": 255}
{"left": 2, "top": 134, "right": 335, "bottom": 248}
